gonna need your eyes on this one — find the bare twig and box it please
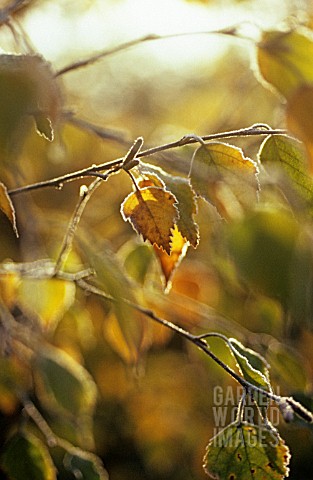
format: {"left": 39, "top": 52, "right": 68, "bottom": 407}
{"left": 8, "top": 125, "right": 287, "bottom": 197}
{"left": 55, "top": 26, "right": 245, "bottom": 77}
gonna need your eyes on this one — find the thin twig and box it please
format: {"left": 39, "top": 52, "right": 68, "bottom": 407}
{"left": 8, "top": 125, "right": 287, "bottom": 197}
{"left": 76, "top": 278, "right": 313, "bottom": 423}
{"left": 55, "top": 26, "right": 246, "bottom": 77}
{"left": 54, "top": 180, "right": 101, "bottom": 274}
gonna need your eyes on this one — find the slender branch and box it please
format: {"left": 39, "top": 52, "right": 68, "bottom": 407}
{"left": 54, "top": 180, "right": 101, "bottom": 274}
{"left": 8, "top": 125, "right": 287, "bottom": 197}
{"left": 0, "top": 0, "right": 28, "bottom": 25}
{"left": 76, "top": 278, "right": 313, "bottom": 423}
{"left": 55, "top": 26, "right": 246, "bottom": 77}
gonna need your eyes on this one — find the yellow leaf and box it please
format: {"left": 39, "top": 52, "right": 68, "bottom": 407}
{"left": 257, "top": 30, "right": 313, "bottom": 98}
{"left": 286, "top": 85, "right": 313, "bottom": 170}
{"left": 121, "top": 187, "right": 178, "bottom": 254}
{"left": 154, "top": 224, "right": 189, "bottom": 291}
{"left": 0, "top": 182, "right": 18, "bottom": 237}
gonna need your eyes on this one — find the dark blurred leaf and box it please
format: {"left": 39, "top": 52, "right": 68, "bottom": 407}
{"left": 120, "top": 241, "right": 154, "bottom": 285}
{"left": 203, "top": 422, "right": 290, "bottom": 479}
{"left": 34, "top": 345, "right": 97, "bottom": 418}
{"left": 1, "top": 431, "right": 56, "bottom": 480}
{"left": 64, "top": 448, "right": 109, "bottom": 480}
{"left": 0, "top": 54, "right": 61, "bottom": 157}
{"left": 190, "top": 142, "right": 259, "bottom": 220}
{"left": 227, "top": 207, "right": 299, "bottom": 302}
{"left": 0, "top": 182, "right": 18, "bottom": 237}
{"left": 257, "top": 30, "right": 313, "bottom": 98}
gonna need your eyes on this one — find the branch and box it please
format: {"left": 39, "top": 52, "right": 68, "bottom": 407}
{"left": 8, "top": 124, "right": 287, "bottom": 197}
{"left": 55, "top": 26, "right": 248, "bottom": 77}
{"left": 0, "top": 0, "right": 29, "bottom": 25}
{"left": 75, "top": 278, "right": 313, "bottom": 424}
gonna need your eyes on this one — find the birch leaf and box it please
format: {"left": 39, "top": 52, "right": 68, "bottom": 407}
{"left": 190, "top": 142, "right": 259, "bottom": 220}
{"left": 257, "top": 30, "right": 313, "bottom": 99}
{"left": 203, "top": 422, "right": 290, "bottom": 479}
{"left": 121, "top": 187, "right": 178, "bottom": 254}
{"left": 154, "top": 224, "right": 189, "bottom": 291}
{"left": 0, "top": 181, "right": 18, "bottom": 236}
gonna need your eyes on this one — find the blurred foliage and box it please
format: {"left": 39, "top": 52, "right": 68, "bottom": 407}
{"left": 0, "top": 1, "right": 312, "bottom": 480}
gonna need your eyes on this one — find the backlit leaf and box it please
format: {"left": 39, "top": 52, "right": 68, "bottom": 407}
{"left": 154, "top": 224, "right": 189, "bottom": 291}
{"left": 190, "top": 142, "right": 259, "bottom": 220}
{"left": 257, "top": 30, "right": 313, "bottom": 98}
{"left": 228, "top": 338, "right": 271, "bottom": 412}
{"left": 1, "top": 432, "right": 56, "bottom": 480}
{"left": 286, "top": 86, "right": 313, "bottom": 169}
{"left": 203, "top": 422, "right": 290, "bottom": 479}
{"left": 17, "top": 278, "right": 76, "bottom": 333}
{"left": 259, "top": 134, "right": 313, "bottom": 210}
{"left": 121, "top": 186, "right": 178, "bottom": 254}
{"left": 139, "top": 165, "right": 200, "bottom": 248}
{"left": 34, "top": 345, "right": 97, "bottom": 419}
{"left": 0, "top": 182, "right": 18, "bottom": 237}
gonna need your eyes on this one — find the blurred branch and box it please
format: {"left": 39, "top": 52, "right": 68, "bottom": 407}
{"left": 76, "top": 277, "right": 313, "bottom": 424}
{"left": 55, "top": 26, "right": 250, "bottom": 77}
{"left": 8, "top": 124, "right": 287, "bottom": 196}
{"left": 0, "top": 0, "right": 29, "bottom": 25}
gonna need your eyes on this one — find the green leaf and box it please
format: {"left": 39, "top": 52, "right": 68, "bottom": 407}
{"left": 257, "top": 30, "right": 313, "bottom": 98}
{"left": 259, "top": 134, "right": 313, "bottom": 212}
{"left": 190, "top": 142, "right": 259, "bottom": 220}
{"left": 64, "top": 448, "right": 109, "bottom": 480}
{"left": 228, "top": 338, "right": 271, "bottom": 412}
{"left": 203, "top": 422, "right": 290, "bottom": 479}
{"left": 1, "top": 432, "right": 56, "bottom": 480}
{"left": 120, "top": 241, "right": 154, "bottom": 285}
{"left": 34, "top": 345, "right": 97, "bottom": 419}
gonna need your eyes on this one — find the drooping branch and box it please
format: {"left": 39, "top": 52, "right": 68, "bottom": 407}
{"left": 8, "top": 124, "right": 287, "bottom": 197}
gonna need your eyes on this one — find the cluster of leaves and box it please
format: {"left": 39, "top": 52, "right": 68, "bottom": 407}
{"left": 0, "top": 1, "right": 313, "bottom": 480}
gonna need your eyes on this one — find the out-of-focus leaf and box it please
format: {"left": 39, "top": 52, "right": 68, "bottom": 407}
{"left": 139, "top": 165, "right": 200, "bottom": 248}
{"left": 64, "top": 448, "right": 109, "bottom": 480}
{"left": 190, "top": 142, "right": 259, "bottom": 220}
{"left": 0, "top": 182, "right": 18, "bottom": 237}
{"left": 286, "top": 85, "right": 313, "bottom": 169}
{"left": 17, "top": 278, "right": 76, "bottom": 333}
{"left": 257, "top": 30, "right": 313, "bottom": 98}
{"left": 1, "top": 431, "right": 56, "bottom": 480}
{"left": 228, "top": 338, "right": 271, "bottom": 412}
{"left": 227, "top": 207, "right": 299, "bottom": 302}
{"left": 267, "top": 342, "right": 308, "bottom": 391}
{"left": 0, "top": 54, "right": 61, "bottom": 157}
{"left": 120, "top": 241, "right": 154, "bottom": 285}
{"left": 84, "top": 241, "right": 148, "bottom": 364}
{"left": 34, "top": 345, "right": 97, "bottom": 418}
{"left": 154, "top": 224, "right": 189, "bottom": 291}
{"left": 121, "top": 186, "right": 178, "bottom": 254}
{"left": 259, "top": 134, "right": 313, "bottom": 211}
{"left": 35, "top": 114, "right": 54, "bottom": 142}
{"left": 203, "top": 422, "right": 290, "bottom": 479}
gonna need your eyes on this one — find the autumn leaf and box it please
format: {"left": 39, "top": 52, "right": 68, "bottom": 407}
{"left": 139, "top": 164, "right": 199, "bottom": 247}
{"left": 203, "top": 422, "right": 290, "bottom": 479}
{"left": 154, "top": 224, "right": 189, "bottom": 291}
{"left": 121, "top": 186, "right": 178, "bottom": 254}
{"left": 190, "top": 142, "right": 259, "bottom": 220}
{"left": 257, "top": 30, "right": 313, "bottom": 99}
{"left": 0, "top": 181, "right": 18, "bottom": 237}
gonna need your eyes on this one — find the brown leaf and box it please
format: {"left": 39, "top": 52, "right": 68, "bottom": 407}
{"left": 286, "top": 85, "right": 313, "bottom": 170}
{"left": 154, "top": 224, "right": 189, "bottom": 291}
{"left": 121, "top": 187, "right": 178, "bottom": 254}
{"left": 0, "top": 181, "right": 18, "bottom": 236}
